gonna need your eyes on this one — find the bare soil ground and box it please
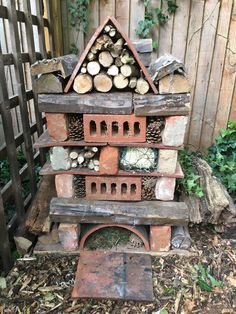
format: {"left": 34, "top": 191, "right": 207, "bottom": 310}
{"left": 0, "top": 225, "right": 235, "bottom": 314}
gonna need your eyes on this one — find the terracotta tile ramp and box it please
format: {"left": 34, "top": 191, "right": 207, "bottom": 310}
{"left": 72, "top": 251, "right": 154, "bottom": 301}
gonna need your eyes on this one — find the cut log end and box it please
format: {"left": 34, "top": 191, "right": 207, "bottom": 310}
{"left": 94, "top": 73, "right": 113, "bottom": 92}
{"left": 87, "top": 61, "right": 101, "bottom": 76}
{"left": 113, "top": 74, "right": 129, "bottom": 89}
{"left": 135, "top": 78, "right": 149, "bottom": 95}
{"left": 73, "top": 74, "right": 93, "bottom": 94}
{"left": 98, "top": 51, "right": 114, "bottom": 68}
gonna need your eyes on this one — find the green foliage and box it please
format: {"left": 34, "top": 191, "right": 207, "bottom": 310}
{"left": 194, "top": 264, "right": 224, "bottom": 292}
{"left": 68, "top": 0, "right": 91, "bottom": 54}
{"left": 68, "top": 0, "right": 90, "bottom": 33}
{"left": 0, "top": 150, "right": 41, "bottom": 222}
{"left": 136, "top": 0, "right": 178, "bottom": 42}
{"left": 178, "top": 148, "right": 204, "bottom": 198}
{"left": 207, "top": 121, "right": 236, "bottom": 203}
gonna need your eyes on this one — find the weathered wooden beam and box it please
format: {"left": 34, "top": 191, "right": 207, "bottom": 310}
{"left": 38, "top": 92, "right": 133, "bottom": 114}
{"left": 50, "top": 198, "right": 189, "bottom": 225}
{"left": 31, "top": 54, "right": 78, "bottom": 78}
{"left": 134, "top": 93, "right": 191, "bottom": 116}
{"left": 25, "top": 176, "right": 56, "bottom": 235}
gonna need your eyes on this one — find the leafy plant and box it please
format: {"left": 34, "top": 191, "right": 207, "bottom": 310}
{"left": 136, "top": 0, "right": 178, "bottom": 43}
{"left": 178, "top": 148, "right": 204, "bottom": 198}
{"left": 68, "top": 0, "right": 91, "bottom": 54}
{"left": 194, "top": 264, "right": 224, "bottom": 292}
{"left": 207, "top": 121, "right": 236, "bottom": 203}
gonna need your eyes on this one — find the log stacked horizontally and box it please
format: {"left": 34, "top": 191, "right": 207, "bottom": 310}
{"left": 72, "top": 27, "right": 150, "bottom": 94}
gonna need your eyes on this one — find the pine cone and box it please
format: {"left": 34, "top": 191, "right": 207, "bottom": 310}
{"left": 73, "top": 175, "right": 86, "bottom": 198}
{"left": 146, "top": 117, "right": 165, "bottom": 143}
{"left": 68, "top": 114, "right": 84, "bottom": 141}
{"left": 141, "top": 176, "right": 156, "bottom": 200}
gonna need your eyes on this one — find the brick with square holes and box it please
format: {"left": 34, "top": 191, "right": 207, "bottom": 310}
{"left": 86, "top": 176, "right": 141, "bottom": 201}
{"left": 83, "top": 114, "right": 146, "bottom": 143}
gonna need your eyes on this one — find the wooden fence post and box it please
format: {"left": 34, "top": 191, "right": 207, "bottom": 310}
{"left": 0, "top": 194, "right": 13, "bottom": 273}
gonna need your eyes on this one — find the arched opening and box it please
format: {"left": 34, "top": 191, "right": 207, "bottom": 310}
{"left": 80, "top": 224, "right": 150, "bottom": 251}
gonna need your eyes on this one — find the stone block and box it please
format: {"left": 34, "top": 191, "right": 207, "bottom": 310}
{"left": 150, "top": 225, "right": 171, "bottom": 252}
{"left": 86, "top": 176, "right": 142, "bottom": 201}
{"left": 159, "top": 74, "right": 190, "bottom": 94}
{"left": 50, "top": 146, "right": 71, "bottom": 170}
{"left": 58, "top": 223, "right": 80, "bottom": 251}
{"left": 155, "top": 177, "right": 176, "bottom": 201}
{"left": 162, "top": 116, "right": 188, "bottom": 147}
{"left": 157, "top": 150, "right": 178, "bottom": 174}
{"left": 46, "top": 113, "right": 68, "bottom": 141}
{"left": 83, "top": 114, "right": 146, "bottom": 143}
{"left": 55, "top": 174, "right": 74, "bottom": 198}
{"left": 99, "top": 146, "right": 119, "bottom": 175}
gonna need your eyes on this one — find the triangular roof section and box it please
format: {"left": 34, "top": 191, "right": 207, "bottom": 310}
{"left": 64, "top": 16, "right": 158, "bottom": 94}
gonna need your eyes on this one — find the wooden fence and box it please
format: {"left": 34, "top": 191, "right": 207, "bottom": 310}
{"left": 61, "top": 0, "right": 236, "bottom": 152}
{"left": 0, "top": 0, "right": 55, "bottom": 271}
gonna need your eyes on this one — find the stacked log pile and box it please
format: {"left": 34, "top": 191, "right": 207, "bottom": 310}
{"left": 31, "top": 55, "right": 78, "bottom": 94}
{"left": 73, "top": 25, "right": 150, "bottom": 95}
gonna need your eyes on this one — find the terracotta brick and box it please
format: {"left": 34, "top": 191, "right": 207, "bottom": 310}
{"left": 162, "top": 116, "right": 188, "bottom": 147}
{"left": 155, "top": 177, "right": 176, "bottom": 200}
{"left": 58, "top": 223, "right": 80, "bottom": 251}
{"left": 150, "top": 225, "right": 171, "bottom": 252}
{"left": 86, "top": 176, "right": 141, "bottom": 201}
{"left": 157, "top": 150, "right": 178, "bottom": 174}
{"left": 55, "top": 174, "right": 74, "bottom": 198}
{"left": 99, "top": 146, "right": 119, "bottom": 175}
{"left": 83, "top": 114, "right": 146, "bottom": 143}
{"left": 46, "top": 113, "right": 69, "bottom": 141}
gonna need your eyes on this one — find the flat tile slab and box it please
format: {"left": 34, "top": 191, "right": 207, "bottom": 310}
{"left": 72, "top": 251, "right": 154, "bottom": 301}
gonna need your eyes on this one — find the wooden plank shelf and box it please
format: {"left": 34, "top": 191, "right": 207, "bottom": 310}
{"left": 34, "top": 131, "right": 183, "bottom": 150}
{"left": 33, "top": 131, "right": 106, "bottom": 148}
{"left": 39, "top": 161, "right": 184, "bottom": 178}
{"left": 38, "top": 92, "right": 133, "bottom": 114}
{"left": 49, "top": 197, "right": 189, "bottom": 225}
{"left": 38, "top": 92, "right": 190, "bottom": 116}
{"left": 134, "top": 93, "right": 191, "bottom": 116}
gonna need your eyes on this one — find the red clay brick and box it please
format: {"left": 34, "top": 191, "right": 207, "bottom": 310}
{"left": 162, "top": 116, "right": 188, "bottom": 147}
{"left": 83, "top": 114, "right": 146, "bottom": 143}
{"left": 86, "top": 176, "right": 141, "bottom": 201}
{"left": 99, "top": 146, "right": 119, "bottom": 175}
{"left": 58, "top": 223, "right": 80, "bottom": 251}
{"left": 150, "top": 225, "right": 171, "bottom": 252}
{"left": 155, "top": 177, "right": 176, "bottom": 201}
{"left": 55, "top": 174, "right": 74, "bottom": 198}
{"left": 46, "top": 113, "right": 69, "bottom": 141}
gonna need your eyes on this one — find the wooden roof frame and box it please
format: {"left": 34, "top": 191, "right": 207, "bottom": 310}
{"left": 64, "top": 16, "right": 158, "bottom": 94}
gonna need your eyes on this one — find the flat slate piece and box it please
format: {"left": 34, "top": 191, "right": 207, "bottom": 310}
{"left": 38, "top": 92, "right": 133, "bottom": 114}
{"left": 50, "top": 197, "right": 189, "bottom": 225}
{"left": 40, "top": 160, "right": 184, "bottom": 178}
{"left": 134, "top": 93, "right": 191, "bottom": 116}
{"left": 72, "top": 251, "right": 154, "bottom": 301}
{"left": 33, "top": 131, "right": 107, "bottom": 149}
{"left": 34, "top": 131, "right": 182, "bottom": 150}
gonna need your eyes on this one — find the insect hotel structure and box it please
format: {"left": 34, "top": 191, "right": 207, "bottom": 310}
{"left": 33, "top": 17, "right": 191, "bottom": 253}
